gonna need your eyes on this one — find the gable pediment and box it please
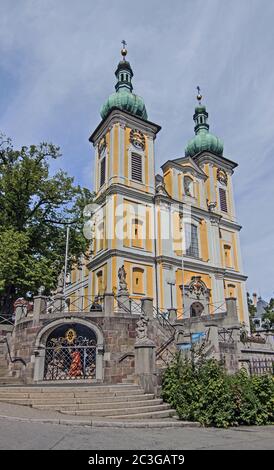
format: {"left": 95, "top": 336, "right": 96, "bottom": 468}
{"left": 161, "top": 156, "right": 207, "bottom": 180}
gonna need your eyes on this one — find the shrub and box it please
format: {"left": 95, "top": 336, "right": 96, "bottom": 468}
{"left": 162, "top": 354, "right": 274, "bottom": 428}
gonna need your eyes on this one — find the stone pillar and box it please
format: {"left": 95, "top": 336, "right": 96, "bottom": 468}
{"left": 103, "top": 293, "right": 114, "bottom": 317}
{"left": 116, "top": 290, "right": 130, "bottom": 313}
{"left": 52, "top": 293, "right": 66, "bottom": 314}
{"left": 134, "top": 339, "right": 156, "bottom": 394}
{"left": 225, "top": 297, "right": 238, "bottom": 322}
{"left": 141, "top": 297, "right": 154, "bottom": 320}
{"left": 206, "top": 323, "right": 220, "bottom": 360}
{"left": 32, "top": 295, "right": 47, "bottom": 325}
{"left": 14, "top": 300, "right": 28, "bottom": 326}
{"left": 167, "top": 307, "right": 177, "bottom": 323}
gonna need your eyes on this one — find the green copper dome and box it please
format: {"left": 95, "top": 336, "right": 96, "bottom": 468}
{"left": 100, "top": 50, "right": 148, "bottom": 121}
{"left": 185, "top": 104, "right": 223, "bottom": 158}
{"left": 100, "top": 89, "right": 147, "bottom": 120}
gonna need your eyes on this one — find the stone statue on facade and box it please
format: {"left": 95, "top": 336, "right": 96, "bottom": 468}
{"left": 56, "top": 270, "right": 64, "bottom": 294}
{"left": 118, "top": 265, "right": 128, "bottom": 292}
{"left": 206, "top": 199, "right": 217, "bottom": 212}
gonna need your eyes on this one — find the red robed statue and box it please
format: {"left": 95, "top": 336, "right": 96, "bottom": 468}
{"left": 69, "top": 350, "right": 82, "bottom": 377}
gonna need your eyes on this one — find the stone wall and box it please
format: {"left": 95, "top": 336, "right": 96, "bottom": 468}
{"left": 8, "top": 312, "right": 139, "bottom": 384}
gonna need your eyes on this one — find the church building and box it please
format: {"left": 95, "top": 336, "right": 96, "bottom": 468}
{"left": 66, "top": 44, "right": 249, "bottom": 326}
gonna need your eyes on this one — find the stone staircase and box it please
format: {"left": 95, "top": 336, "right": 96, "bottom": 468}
{"left": 0, "top": 341, "right": 22, "bottom": 385}
{"left": 0, "top": 384, "right": 177, "bottom": 420}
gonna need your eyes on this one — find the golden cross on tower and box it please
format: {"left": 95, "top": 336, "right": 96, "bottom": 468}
{"left": 121, "top": 39, "right": 127, "bottom": 59}
{"left": 196, "top": 86, "right": 202, "bottom": 104}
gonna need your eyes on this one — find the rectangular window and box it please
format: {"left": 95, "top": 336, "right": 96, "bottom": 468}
{"left": 131, "top": 153, "right": 142, "bottom": 182}
{"left": 132, "top": 219, "right": 143, "bottom": 248}
{"left": 185, "top": 224, "right": 199, "bottom": 258}
{"left": 100, "top": 157, "right": 106, "bottom": 187}
{"left": 219, "top": 188, "right": 228, "bottom": 212}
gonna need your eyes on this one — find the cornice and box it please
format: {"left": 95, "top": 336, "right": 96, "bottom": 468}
{"left": 94, "top": 183, "right": 155, "bottom": 205}
{"left": 89, "top": 108, "right": 161, "bottom": 145}
{"left": 87, "top": 248, "right": 155, "bottom": 270}
{"left": 193, "top": 151, "right": 238, "bottom": 173}
{"left": 161, "top": 159, "right": 207, "bottom": 180}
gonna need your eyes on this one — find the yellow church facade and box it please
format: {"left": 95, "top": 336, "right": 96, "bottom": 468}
{"left": 67, "top": 46, "right": 249, "bottom": 325}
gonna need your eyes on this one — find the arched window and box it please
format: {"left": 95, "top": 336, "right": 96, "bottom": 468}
{"left": 184, "top": 176, "right": 194, "bottom": 197}
{"left": 224, "top": 244, "right": 232, "bottom": 268}
{"left": 132, "top": 218, "right": 143, "bottom": 249}
{"left": 132, "top": 267, "right": 144, "bottom": 294}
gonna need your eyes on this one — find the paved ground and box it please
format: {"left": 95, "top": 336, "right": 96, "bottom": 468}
{"left": 0, "top": 402, "right": 273, "bottom": 449}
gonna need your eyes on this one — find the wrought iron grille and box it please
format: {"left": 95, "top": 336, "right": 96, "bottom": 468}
{"left": 44, "top": 295, "right": 103, "bottom": 315}
{"left": 44, "top": 324, "right": 97, "bottom": 381}
{"left": 249, "top": 358, "right": 274, "bottom": 376}
{"left": 218, "top": 327, "right": 234, "bottom": 343}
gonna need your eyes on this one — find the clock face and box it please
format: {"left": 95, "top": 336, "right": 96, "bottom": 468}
{"left": 130, "top": 129, "right": 145, "bottom": 150}
{"left": 217, "top": 168, "right": 228, "bottom": 185}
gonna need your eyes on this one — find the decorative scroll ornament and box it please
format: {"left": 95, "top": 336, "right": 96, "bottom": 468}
{"left": 130, "top": 129, "right": 145, "bottom": 150}
{"left": 98, "top": 136, "right": 107, "bottom": 157}
{"left": 217, "top": 168, "right": 228, "bottom": 185}
{"left": 188, "top": 276, "right": 207, "bottom": 299}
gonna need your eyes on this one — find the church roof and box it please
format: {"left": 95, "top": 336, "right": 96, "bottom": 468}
{"left": 100, "top": 44, "right": 148, "bottom": 121}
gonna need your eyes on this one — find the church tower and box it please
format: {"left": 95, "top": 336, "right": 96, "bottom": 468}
{"left": 87, "top": 42, "right": 161, "bottom": 300}
{"left": 67, "top": 51, "right": 249, "bottom": 328}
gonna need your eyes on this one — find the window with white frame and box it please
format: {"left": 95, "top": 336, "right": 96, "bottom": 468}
{"left": 185, "top": 223, "right": 199, "bottom": 258}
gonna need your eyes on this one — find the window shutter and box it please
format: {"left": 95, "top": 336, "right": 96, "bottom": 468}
{"left": 100, "top": 158, "right": 106, "bottom": 187}
{"left": 131, "top": 154, "right": 142, "bottom": 182}
{"left": 219, "top": 188, "right": 228, "bottom": 212}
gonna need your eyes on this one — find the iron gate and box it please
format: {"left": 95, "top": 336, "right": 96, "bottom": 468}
{"left": 44, "top": 324, "right": 97, "bottom": 381}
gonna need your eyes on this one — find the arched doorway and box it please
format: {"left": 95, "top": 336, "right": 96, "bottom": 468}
{"left": 43, "top": 323, "right": 97, "bottom": 381}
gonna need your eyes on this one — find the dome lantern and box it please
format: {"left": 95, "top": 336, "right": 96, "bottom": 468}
{"left": 100, "top": 42, "right": 148, "bottom": 121}
{"left": 185, "top": 88, "right": 223, "bottom": 158}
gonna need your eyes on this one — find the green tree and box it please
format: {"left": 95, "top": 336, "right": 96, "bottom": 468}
{"left": 0, "top": 134, "right": 94, "bottom": 315}
{"left": 247, "top": 292, "right": 257, "bottom": 333}
{"left": 262, "top": 298, "right": 274, "bottom": 330}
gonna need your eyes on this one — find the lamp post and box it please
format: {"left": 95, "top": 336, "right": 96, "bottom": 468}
{"left": 167, "top": 280, "right": 175, "bottom": 308}
{"left": 63, "top": 225, "right": 70, "bottom": 296}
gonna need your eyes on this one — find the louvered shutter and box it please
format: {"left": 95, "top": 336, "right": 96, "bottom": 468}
{"left": 131, "top": 154, "right": 142, "bottom": 182}
{"left": 219, "top": 188, "right": 228, "bottom": 212}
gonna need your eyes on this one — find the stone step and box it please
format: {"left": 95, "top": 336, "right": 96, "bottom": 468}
{"left": 60, "top": 403, "right": 171, "bottom": 417}
{"left": 0, "top": 378, "right": 23, "bottom": 385}
{"left": 0, "top": 393, "right": 155, "bottom": 406}
{"left": 33, "top": 398, "right": 163, "bottom": 411}
{"left": 0, "top": 384, "right": 141, "bottom": 393}
{"left": 0, "top": 389, "right": 145, "bottom": 401}
{"left": 105, "top": 409, "right": 177, "bottom": 420}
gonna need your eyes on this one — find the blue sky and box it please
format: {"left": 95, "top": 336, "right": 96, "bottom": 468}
{"left": 0, "top": 0, "right": 273, "bottom": 300}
